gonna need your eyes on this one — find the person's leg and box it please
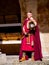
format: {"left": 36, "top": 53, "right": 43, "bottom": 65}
{"left": 31, "top": 52, "right": 34, "bottom": 61}
{"left": 19, "top": 52, "right": 26, "bottom": 62}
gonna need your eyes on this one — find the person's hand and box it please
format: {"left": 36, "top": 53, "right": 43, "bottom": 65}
{"left": 25, "top": 33, "right": 28, "bottom": 37}
{"left": 30, "top": 17, "right": 37, "bottom": 26}
{"left": 25, "top": 32, "right": 27, "bottom": 35}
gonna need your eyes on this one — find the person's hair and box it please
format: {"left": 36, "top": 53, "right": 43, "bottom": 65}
{"left": 25, "top": 11, "right": 32, "bottom": 18}
{"left": 27, "top": 11, "right": 32, "bottom": 13}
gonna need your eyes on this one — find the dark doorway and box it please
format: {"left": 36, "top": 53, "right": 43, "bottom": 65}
{"left": 0, "top": 0, "right": 21, "bottom": 33}
{"left": 0, "top": 0, "right": 21, "bottom": 23}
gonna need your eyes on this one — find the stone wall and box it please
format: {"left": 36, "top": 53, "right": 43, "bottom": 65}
{"left": 37, "top": 0, "right": 49, "bottom": 57}
{"left": 37, "top": 0, "right": 49, "bottom": 33}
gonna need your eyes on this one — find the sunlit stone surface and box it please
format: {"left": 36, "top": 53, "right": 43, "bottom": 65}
{"left": 0, "top": 55, "right": 49, "bottom": 65}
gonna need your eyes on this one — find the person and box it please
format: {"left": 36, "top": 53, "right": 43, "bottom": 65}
{"left": 19, "top": 11, "right": 42, "bottom": 62}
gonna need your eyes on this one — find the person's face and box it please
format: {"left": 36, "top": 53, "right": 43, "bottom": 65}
{"left": 27, "top": 12, "right": 32, "bottom": 18}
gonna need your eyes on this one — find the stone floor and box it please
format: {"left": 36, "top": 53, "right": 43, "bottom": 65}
{"left": 0, "top": 54, "right": 49, "bottom": 65}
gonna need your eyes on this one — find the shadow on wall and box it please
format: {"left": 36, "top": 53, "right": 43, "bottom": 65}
{"left": 37, "top": 0, "right": 49, "bottom": 33}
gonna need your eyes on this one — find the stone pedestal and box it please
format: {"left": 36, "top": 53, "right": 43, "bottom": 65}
{"left": 0, "top": 53, "right": 7, "bottom": 64}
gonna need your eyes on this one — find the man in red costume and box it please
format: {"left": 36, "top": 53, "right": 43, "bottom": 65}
{"left": 19, "top": 11, "right": 42, "bottom": 62}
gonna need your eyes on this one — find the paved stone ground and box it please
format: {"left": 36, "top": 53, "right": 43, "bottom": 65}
{"left": 0, "top": 55, "right": 49, "bottom": 65}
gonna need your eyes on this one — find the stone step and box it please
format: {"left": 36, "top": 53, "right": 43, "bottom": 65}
{"left": 1, "top": 60, "right": 49, "bottom": 65}
{"left": 0, "top": 55, "right": 49, "bottom": 65}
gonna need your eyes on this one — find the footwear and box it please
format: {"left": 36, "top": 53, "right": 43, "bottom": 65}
{"left": 40, "top": 58, "right": 42, "bottom": 61}
{"left": 31, "top": 56, "right": 34, "bottom": 61}
{"left": 19, "top": 56, "right": 26, "bottom": 62}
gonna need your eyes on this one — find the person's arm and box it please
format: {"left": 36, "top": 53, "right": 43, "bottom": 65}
{"left": 27, "top": 21, "right": 30, "bottom": 29}
{"left": 23, "top": 25, "right": 27, "bottom": 35}
{"left": 30, "top": 17, "right": 37, "bottom": 26}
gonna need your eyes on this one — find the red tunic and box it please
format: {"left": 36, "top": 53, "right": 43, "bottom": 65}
{"left": 21, "top": 18, "right": 34, "bottom": 51}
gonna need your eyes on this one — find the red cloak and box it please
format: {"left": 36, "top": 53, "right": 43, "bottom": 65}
{"left": 19, "top": 19, "right": 43, "bottom": 61}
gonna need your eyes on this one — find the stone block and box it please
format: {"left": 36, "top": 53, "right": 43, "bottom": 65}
{"left": 0, "top": 53, "right": 7, "bottom": 64}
